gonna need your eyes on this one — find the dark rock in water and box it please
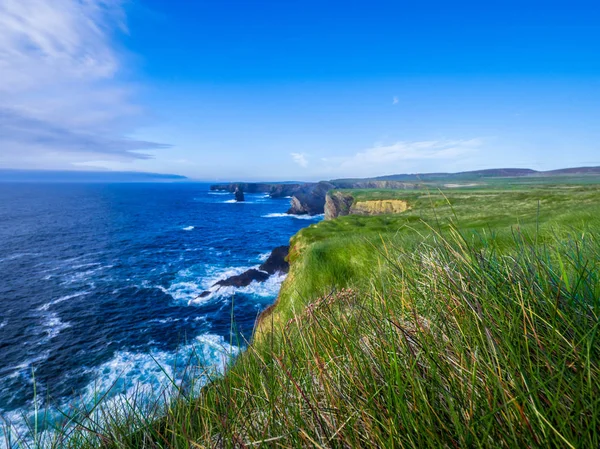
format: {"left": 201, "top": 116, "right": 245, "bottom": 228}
{"left": 287, "top": 181, "right": 335, "bottom": 215}
{"left": 210, "top": 182, "right": 307, "bottom": 197}
{"left": 234, "top": 187, "right": 245, "bottom": 202}
{"left": 195, "top": 246, "right": 290, "bottom": 299}
{"left": 259, "top": 246, "right": 289, "bottom": 274}
{"left": 214, "top": 269, "right": 270, "bottom": 288}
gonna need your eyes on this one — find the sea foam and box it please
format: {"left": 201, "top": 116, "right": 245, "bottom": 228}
{"left": 262, "top": 213, "right": 324, "bottom": 220}
{"left": 0, "top": 334, "right": 238, "bottom": 449}
{"left": 43, "top": 313, "right": 71, "bottom": 339}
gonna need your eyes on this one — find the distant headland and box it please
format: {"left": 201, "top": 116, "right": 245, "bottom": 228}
{"left": 211, "top": 165, "right": 600, "bottom": 216}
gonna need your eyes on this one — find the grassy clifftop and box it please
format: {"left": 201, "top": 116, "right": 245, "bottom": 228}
{"left": 47, "top": 184, "right": 600, "bottom": 448}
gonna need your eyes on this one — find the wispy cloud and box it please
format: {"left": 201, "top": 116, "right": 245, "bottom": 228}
{"left": 392, "top": 96, "right": 399, "bottom": 105}
{"left": 321, "top": 139, "right": 483, "bottom": 177}
{"left": 291, "top": 152, "right": 309, "bottom": 168}
{"left": 0, "top": 0, "right": 169, "bottom": 169}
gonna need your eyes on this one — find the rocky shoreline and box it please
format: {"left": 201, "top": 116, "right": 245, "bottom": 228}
{"left": 196, "top": 246, "right": 290, "bottom": 299}
{"left": 211, "top": 180, "right": 419, "bottom": 216}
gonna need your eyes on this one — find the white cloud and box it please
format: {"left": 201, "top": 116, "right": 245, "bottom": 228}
{"left": 320, "top": 138, "right": 483, "bottom": 178}
{"left": 291, "top": 152, "right": 309, "bottom": 168}
{"left": 0, "top": 0, "right": 168, "bottom": 169}
{"left": 392, "top": 96, "right": 399, "bottom": 105}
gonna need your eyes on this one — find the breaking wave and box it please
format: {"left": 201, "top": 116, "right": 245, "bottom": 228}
{"left": 262, "top": 213, "right": 324, "bottom": 220}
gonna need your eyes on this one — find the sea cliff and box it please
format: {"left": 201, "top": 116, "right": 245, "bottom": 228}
{"left": 324, "top": 190, "right": 410, "bottom": 219}
{"left": 211, "top": 180, "right": 420, "bottom": 216}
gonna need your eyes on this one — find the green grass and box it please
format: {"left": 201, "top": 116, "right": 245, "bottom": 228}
{"left": 5, "top": 184, "right": 600, "bottom": 448}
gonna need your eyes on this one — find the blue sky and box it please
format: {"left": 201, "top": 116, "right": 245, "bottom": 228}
{"left": 0, "top": 0, "right": 599, "bottom": 181}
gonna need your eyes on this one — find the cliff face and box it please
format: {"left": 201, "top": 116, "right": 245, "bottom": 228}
{"left": 324, "top": 191, "right": 354, "bottom": 220}
{"left": 325, "top": 192, "right": 410, "bottom": 219}
{"left": 287, "top": 182, "right": 335, "bottom": 215}
{"left": 211, "top": 180, "right": 419, "bottom": 216}
{"left": 351, "top": 200, "right": 409, "bottom": 215}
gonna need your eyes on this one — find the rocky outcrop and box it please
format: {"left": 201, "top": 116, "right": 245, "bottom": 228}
{"left": 287, "top": 182, "right": 335, "bottom": 215}
{"left": 258, "top": 245, "right": 289, "bottom": 274}
{"left": 214, "top": 269, "right": 269, "bottom": 288}
{"left": 210, "top": 183, "right": 307, "bottom": 198}
{"left": 196, "top": 246, "right": 290, "bottom": 299}
{"left": 325, "top": 191, "right": 355, "bottom": 220}
{"left": 234, "top": 187, "right": 245, "bottom": 202}
{"left": 268, "top": 184, "right": 306, "bottom": 198}
{"left": 211, "top": 180, "right": 419, "bottom": 216}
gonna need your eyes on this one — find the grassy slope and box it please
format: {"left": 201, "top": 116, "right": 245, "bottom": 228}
{"left": 258, "top": 184, "right": 600, "bottom": 334}
{"left": 54, "top": 183, "right": 600, "bottom": 448}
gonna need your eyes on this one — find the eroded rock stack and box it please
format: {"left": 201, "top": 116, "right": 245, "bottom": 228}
{"left": 234, "top": 187, "right": 245, "bottom": 202}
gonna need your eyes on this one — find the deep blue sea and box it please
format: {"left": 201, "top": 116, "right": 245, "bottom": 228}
{"left": 0, "top": 182, "right": 321, "bottom": 442}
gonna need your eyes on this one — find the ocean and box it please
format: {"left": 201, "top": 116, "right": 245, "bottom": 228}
{"left": 0, "top": 182, "right": 322, "bottom": 443}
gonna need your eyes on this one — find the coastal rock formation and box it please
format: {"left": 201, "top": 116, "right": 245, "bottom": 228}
{"left": 287, "top": 182, "right": 335, "bottom": 215}
{"left": 211, "top": 180, "right": 419, "bottom": 216}
{"left": 210, "top": 182, "right": 307, "bottom": 198}
{"left": 258, "top": 245, "right": 289, "bottom": 274}
{"left": 234, "top": 187, "right": 245, "bottom": 202}
{"left": 268, "top": 184, "right": 305, "bottom": 198}
{"left": 197, "top": 246, "right": 289, "bottom": 298}
{"left": 214, "top": 269, "right": 269, "bottom": 288}
{"left": 324, "top": 191, "right": 355, "bottom": 220}
{"left": 325, "top": 192, "right": 410, "bottom": 219}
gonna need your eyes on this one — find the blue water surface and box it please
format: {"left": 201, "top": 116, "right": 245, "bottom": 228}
{"left": 0, "top": 182, "right": 321, "bottom": 437}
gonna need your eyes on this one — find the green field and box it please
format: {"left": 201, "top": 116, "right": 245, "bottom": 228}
{"left": 19, "top": 181, "right": 600, "bottom": 448}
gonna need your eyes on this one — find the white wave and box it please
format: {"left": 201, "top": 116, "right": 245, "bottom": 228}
{"left": 43, "top": 313, "right": 71, "bottom": 339}
{"left": 163, "top": 262, "right": 285, "bottom": 306}
{"left": 70, "top": 334, "right": 240, "bottom": 427}
{"left": 149, "top": 317, "right": 182, "bottom": 324}
{"left": 71, "top": 262, "right": 102, "bottom": 270}
{"left": 223, "top": 199, "right": 238, "bottom": 203}
{"left": 208, "top": 191, "right": 231, "bottom": 195}
{"left": 258, "top": 252, "right": 271, "bottom": 262}
{"left": 60, "top": 265, "right": 113, "bottom": 286}
{"left": 37, "top": 291, "right": 90, "bottom": 312}
{"left": 188, "top": 271, "right": 287, "bottom": 305}
{"left": 165, "top": 265, "right": 250, "bottom": 304}
{"left": 4, "top": 350, "right": 51, "bottom": 381}
{"left": 0, "top": 334, "right": 238, "bottom": 449}
{"left": 0, "top": 252, "right": 41, "bottom": 263}
{"left": 262, "top": 213, "right": 324, "bottom": 220}
{"left": 0, "top": 320, "right": 7, "bottom": 329}
{"left": 182, "top": 226, "right": 195, "bottom": 231}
